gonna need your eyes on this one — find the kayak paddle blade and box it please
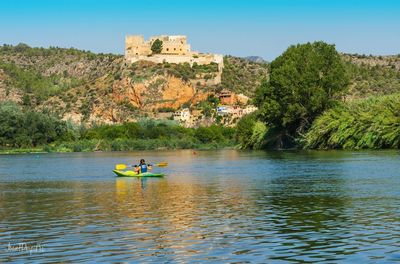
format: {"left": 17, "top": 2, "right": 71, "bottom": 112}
{"left": 115, "top": 164, "right": 127, "bottom": 170}
{"left": 156, "top": 162, "right": 168, "bottom": 167}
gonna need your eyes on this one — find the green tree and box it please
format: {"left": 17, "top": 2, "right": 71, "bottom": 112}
{"left": 235, "top": 113, "right": 256, "bottom": 148}
{"left": 254, "top": 41, "right": 349, "bottom": 148}
{"left": 151, "top": 39, "right": 163, "bottom": 54}
{"left": 0, "top": 102, "right": 74, "bottom": 148}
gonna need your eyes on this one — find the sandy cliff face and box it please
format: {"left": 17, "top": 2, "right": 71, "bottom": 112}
{"left": 112, "top": 75, "right": 196, "bottom": 110}
{"left": 149, "top": 76, "right": 195, "bottom": 110}
{"left": 45, "top": 72, "right": 205, "bottom": 124}
{"left": 113, "top": 77, "right": 144, "bottom": 108}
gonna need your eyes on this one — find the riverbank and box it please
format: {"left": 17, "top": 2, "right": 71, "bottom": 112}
{"left": 0, "top": 105, "right": 237, "bottom": 154}
{"left": 0, "top": 139, "right": 236, "bottom": 154}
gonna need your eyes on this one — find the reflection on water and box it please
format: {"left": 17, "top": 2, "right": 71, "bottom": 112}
{"left": 0, "top": 150, "right": 399, "bottom": 262}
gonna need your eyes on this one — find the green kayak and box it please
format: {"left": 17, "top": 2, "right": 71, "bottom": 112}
{"left": 113, "top": 170, "right": 164, "bottom": 177}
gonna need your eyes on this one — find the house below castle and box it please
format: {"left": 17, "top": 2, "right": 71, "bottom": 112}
{"left": 218, "top": 89, "right": 250, "bottom": 105}
{"left": 125, "top": 35, "right": 223, "bottom": 72}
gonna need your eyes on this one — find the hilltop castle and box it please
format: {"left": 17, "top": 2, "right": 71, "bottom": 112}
{"left": 125, "top": 35, "right": 223, "bottom": 71}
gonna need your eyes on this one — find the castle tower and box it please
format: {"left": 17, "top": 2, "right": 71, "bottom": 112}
{"left": 125, "top": 35, "right": 151, "bottom": 58}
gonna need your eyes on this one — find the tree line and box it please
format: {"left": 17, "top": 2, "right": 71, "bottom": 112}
{"left": 236, "top": 41, "right": 400, "bottom": 150}
{"left": 0, "top": 102, "right": 236, "bottom": 151}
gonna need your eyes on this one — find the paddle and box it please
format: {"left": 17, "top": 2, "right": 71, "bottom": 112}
{"left": 115, "top": 162, "right": 168, "bottom": 170}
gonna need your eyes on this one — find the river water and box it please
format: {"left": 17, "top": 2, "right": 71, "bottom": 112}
{"left": 0, "top": 150, "right": 399, "bottom": 263}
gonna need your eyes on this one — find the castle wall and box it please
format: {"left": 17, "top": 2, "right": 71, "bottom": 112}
{"left": 126, "top": 54, "right": 223, "bottom": 69}
{"left": 125, "top": 35, "right": 224, "bottom": 84}
{"left": 148, "top": 35, "right": 190, "bottom": 55}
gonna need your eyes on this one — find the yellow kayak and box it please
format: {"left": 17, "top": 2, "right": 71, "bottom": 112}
{"left": 113, "top": 170, "right": 164, "bottom": 177}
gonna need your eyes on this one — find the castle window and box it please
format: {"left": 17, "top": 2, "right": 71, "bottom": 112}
{"left": 167, "top": 48, "right": 169, "bottom": 51}
{"left": 174, "top": 48, "right": 176, "bottom": 51}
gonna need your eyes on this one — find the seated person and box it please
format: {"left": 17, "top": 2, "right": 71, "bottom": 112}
{"left": 135, "top": 159, "right": 152, "bottom": 174}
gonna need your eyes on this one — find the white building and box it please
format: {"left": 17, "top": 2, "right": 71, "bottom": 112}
{"left": 173, "top": 108, "right": 191, "bottom": 122}
{"left": 216, "top": 106, "right": 231, "bottom": 116}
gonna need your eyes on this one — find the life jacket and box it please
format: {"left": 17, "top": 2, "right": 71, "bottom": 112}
{"left": 139, "top": 164, "right": 147, "bottom": 173}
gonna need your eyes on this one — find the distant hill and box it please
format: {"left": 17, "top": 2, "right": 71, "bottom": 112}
{"left": 343, "top": 53, "right": 400, "bottom": 98}
{"left": 243, "top": 56, "right": 267, "bottom": 63}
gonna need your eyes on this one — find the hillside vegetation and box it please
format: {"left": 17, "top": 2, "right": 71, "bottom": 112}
{"left": 221, "top": 56, "right": 268, "bottom": 96}
{"left": 344, "top": 54, "right": 400, "bottom": 98}
{"left": 0, "top": 43, "right": 119, "bottom": 103}
{"left": 0, "top": 43, "right": 269, "bottom": 125}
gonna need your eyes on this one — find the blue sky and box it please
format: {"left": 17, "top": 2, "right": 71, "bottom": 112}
{"left": 0, "top": 0, "right": 399, "bottom": 60}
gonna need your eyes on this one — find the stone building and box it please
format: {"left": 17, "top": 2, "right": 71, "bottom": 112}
{"left": 125, "top": 35, "right": 190, "bottom": 57}
{"left": 218, "top": 89, "right": 250, "bottom": 105}
{"left": 125, "top": 35, "right": 224, "bottom": 74}
{"left": 218, "top": 89, "right": 234, "bottom": 105}
{"left": 173, "top": 108, "right": 191, "bottom": 122}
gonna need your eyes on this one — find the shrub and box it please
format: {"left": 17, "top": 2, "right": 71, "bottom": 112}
{"left": 303, "top": 93, "right": 400, "bottom": 149}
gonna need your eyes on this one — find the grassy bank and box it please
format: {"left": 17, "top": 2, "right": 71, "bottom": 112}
{"left": 0, "top": 139, "right": 235, "bottom": 154}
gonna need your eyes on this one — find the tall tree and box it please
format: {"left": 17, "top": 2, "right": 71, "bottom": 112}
{"left": 151, "top": 39, "right": 163, "bottom": 54}
{"left": 254, "top": 41, "right": 349, "bottom": 148}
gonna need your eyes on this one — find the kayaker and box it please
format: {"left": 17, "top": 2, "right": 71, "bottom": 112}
{"left": 135, "top": 159, "right": 152, "bottom": 174}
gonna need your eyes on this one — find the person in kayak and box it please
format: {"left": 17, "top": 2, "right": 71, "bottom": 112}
{"left": 135, "top": 159, "right": 152, "bottom": 174}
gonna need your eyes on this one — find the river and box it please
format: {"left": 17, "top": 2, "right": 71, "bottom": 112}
{"left": 0, "top": 150, "right": 399, "bottom": 263}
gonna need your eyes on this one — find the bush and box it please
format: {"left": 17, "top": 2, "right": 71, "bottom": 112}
{"left": 0, "top": 102, "right": 77, "bottom": 147}
{"left": 303, "top": 93, "right": 400, "bottom": 149}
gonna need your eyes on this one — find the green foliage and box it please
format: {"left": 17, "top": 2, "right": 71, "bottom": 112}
{"left": 151, "top": 39, "right": 163, "bottom": 54}
{"left": 129, "top": 61, "right": 219, "bottom": 83}
{"left": 194, "top": 126, "right": 222, "bottom": 143}
{"left": 303, "top": 94, "right": 400, "bottom": 149}
{"left": 0, "top": 102, "right": 77, "bottom": 148}
{"left": 235, "top": 113, "right": 257, "bottom": 148}
{"left": 195, "top": 95, "right": 220, "bottom": 118}
{"left": 83, "top": 120, "right": 231, "bottom": 141}
{"left": 192, "top": 62, "right": 219, "bottom": 73}
{"left": 207, "top": 94, "right": 220, "bottom": 105}
{"left": 157, "top": 107, "right": 175, "bottom": 112}
{"left": 235, "top": 113, "right": 268, "bottom": 149}
{"left": 221, "top": 56, "right": 269, "bottom": 96}
{"left": 0, "top": 103, "right": 236, "bottom": 151}
{"left": 249, "top": 122, "right": 268, "bottom": 149}
{"left": 0, "top": 43, "right": 118, "bottom": 59}
{"left": 255, "top": 41, "right": 349, "bottom": 148}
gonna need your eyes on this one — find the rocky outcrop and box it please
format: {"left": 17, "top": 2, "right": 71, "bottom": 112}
{"left": 112, "top": 75, "right": 196, "bottom": 110}
{"left": 113, "top": 77, "right": 144, "bottom": 108}
{"left": 149, "top": 76, "right": 195, "bottom": 110}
